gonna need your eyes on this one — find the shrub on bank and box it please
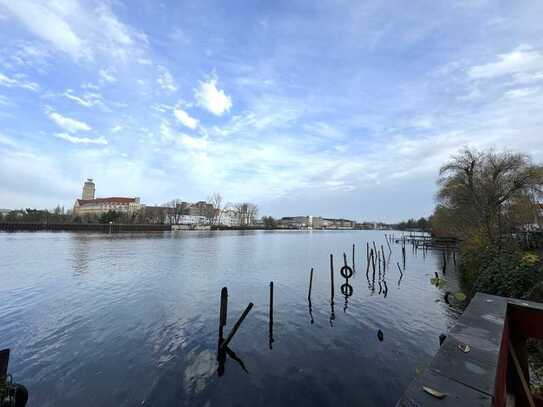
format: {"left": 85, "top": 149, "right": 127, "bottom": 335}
{"left": 460, "top": 238, "right": 543, "bottom": 301}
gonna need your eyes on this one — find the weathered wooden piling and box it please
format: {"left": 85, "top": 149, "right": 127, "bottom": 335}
{"left": 378, "top": 250, "right": 381, "bottom": 278}
{"left": 366, "top": 247, "right": 371, "bottom": 277}
{"left": 308, "top": 268, "right": 314, "bottom": 301}
{"left": 371, "top": 249, "right": 376, "bottom": 275}
{"left": 330, "top": 254, "right": 335, "bottom": 300}
{"left": 442, "top": 251, "right": 447, "bottom": 274}
{"left": 352, "top": 244, "right": 355, "bottom": 272}
{"left": 269, "top": 281, "right": 274, "bottom": 349}
{"left": 218, "top": 287, "right": 228, "bottom": 348}
{"left": 381, "top": 245, "right": 386, "bottom": 272}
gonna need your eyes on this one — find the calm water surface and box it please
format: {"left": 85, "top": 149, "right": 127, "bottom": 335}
{"left": 0, "top": 230, "right": 461, "bottom": 406}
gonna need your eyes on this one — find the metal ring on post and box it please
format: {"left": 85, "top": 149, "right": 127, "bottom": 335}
{"left": 340, "top": 265, "right": 353, "bottom": 279}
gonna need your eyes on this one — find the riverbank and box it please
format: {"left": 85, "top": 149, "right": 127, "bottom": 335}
{"left": 0, "top": 222, "right": 387, "bottom": 233}
{"left": 0, "top": 222, "right": 171, "bottom": 232}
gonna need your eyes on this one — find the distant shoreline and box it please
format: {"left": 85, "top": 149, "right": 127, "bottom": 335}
{"left": 0, "top": 222, "right": 394, "bottom": 233}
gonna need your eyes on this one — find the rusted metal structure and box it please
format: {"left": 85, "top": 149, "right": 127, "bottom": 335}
{"left": 397, "top": 293, "right": 543, "bottom": 406}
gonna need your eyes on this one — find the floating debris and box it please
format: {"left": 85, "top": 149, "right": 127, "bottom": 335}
{"left": 422, "top": 385, "right": 446, "bottom": 399}
{"left": 457, "top": 343, "right": 471, "bottom": 353}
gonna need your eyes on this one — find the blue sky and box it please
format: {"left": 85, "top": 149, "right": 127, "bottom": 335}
{"left": 1, "top": 0, "right": 542, "bottom": 222}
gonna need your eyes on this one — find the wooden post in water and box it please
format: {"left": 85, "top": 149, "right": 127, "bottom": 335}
{"left": 377, "top": 250, "right": 381, "bottom": 279}
{"left": 366, "top": 242, "right": 370, "bottom": 265}
{"left": 386, "top": 235, "right": 392, "bottom": 255}
{"left": 221, "top": 302, "right": 254, "bottom": 350}
{"left": 218, "top": 287, "right": 228, "bottom": 350}
{"left": 269, "top": 281, "right": 274, "bottom": 349}
{"left": 381, "top": 245, "right": 386, "bottom": 272}
{"left": 308, "top": 268, "right": 314, "bottom": 301}
{"left": 330, "top": 254, "right": 335, "bottom": 300}
{"left": 371, "top": 250, "right": 376, "bottom": 287}
{"left": 352, "top": 244, "right": 355, "bottom": 272}
{"left": 442, "top": 251, "right": 447, "bottom": 274}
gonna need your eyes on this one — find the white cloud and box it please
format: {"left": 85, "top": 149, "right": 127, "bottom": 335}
{"left": 63, "top": 89, "right": 102, "bottom": 107}
{"left": 55, "top": 133, "right": 107, "bottom": 145}
{"left": 111, "top": 125, "right": 123, "bottom": 133}
{"left": 0, "top": 133, "right": 18, "bottom": 148}
{"left": 99, "top": 68, "right": 116, "bottom": 83}
{"left": 469, "top": 46, "right": 543, "bottom": 79}
{"left": 0, "top": 72, "right": 39, "bottom": 91}
{"left": 194, "top": 77, "right": 232, "bottom": 116}
{"left": 48, "top": 112, "right": 91, "bottom": 133}
{"left": 180, "top": 134, "right": 207, "bottom": 150}
{"left": 0, "top": 0, "right": 85, "bottom": 59}
{"left": 174, "top": 108, "right": 199, "bottom": 129}
{"left": 157, "top": 66, "right": 177, "bottom": 92}
{"left": 0, "top": 0, "right": 148, "bottom": 62}
{"left": 503, "top": 87, "right": 540, "bottom": 98}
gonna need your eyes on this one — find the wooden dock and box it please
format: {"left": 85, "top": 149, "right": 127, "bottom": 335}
{"left": 396, "top": 293, "right": 543, "bottom": 406}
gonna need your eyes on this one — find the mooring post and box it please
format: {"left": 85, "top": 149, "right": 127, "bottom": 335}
{"left": 381, "top": 245, "right": 386, "bottom": 272}
{"left": 330, "top": 254, "right": 335, "bottom": 300}
{"left": 371, "top": 249, "right": 376, "bottom": 275}
{"left": 378, "top": 250, "right": 381, "bottom": 279}
{"left": 352, "top": 244, "right": 355, "bottom": 272}
{"left": 269, "top": 281, "right": 274, "bottom": 349}
{"left": 219, "top": 287, "right": 228, "bottom": 345}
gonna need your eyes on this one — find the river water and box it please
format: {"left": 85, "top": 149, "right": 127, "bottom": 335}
{"left": 0, "top": 230, "right": 461, "bottom": 406}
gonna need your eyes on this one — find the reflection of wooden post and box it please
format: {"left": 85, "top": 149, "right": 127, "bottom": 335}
{"left": 308, "top": 268, "right": 314, "bottom": 301}
{"left": 221, "top": 303, "right": 254, "bottom": 350}
{"left": 330, "top": 254, "right": 335, "bottom": 300}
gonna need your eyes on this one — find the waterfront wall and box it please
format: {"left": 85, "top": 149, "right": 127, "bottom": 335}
{"left": 0, "top": 223, "right": 171, "bottom": 232}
